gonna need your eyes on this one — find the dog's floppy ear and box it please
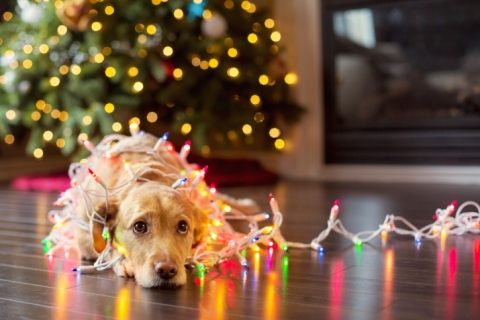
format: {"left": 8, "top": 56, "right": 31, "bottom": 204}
{"left": 192, "top": 205, "right": 209, "bottom": 247}
{"left": 91, "top": 199, "right": 119, "bottom": 254}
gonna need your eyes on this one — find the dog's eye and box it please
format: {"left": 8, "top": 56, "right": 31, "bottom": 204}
{"left": 133, "top": 222, "right": 148, "bottom": 234}
{"left": 177, "top": 220, "right": 188, "bottom": 234}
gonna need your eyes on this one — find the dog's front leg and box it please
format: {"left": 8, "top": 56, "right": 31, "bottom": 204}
{"left": 113, "top": 257, "right": 135, "bottom": 278}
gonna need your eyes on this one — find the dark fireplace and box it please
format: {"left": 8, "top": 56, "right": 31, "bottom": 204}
{"left": 322, "top": 0, "right": 480, "bottom": 165}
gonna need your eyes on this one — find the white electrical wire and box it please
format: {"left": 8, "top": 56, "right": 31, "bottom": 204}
{"left": 43, "top": 131, "right": 480, "bottom": 274}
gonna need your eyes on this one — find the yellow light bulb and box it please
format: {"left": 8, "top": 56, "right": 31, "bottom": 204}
{"left": 138, "top": 34, "right": 147, "bottom": 43}
{"left": 227, "top": 67, "right": 240, "bottom": 78}
{"left": 105, "top": 5, "right": 114, "bottom": 15}
{"left": 285, "top": 72, "right": 298, "bottom": 85}
{"left": 54, "top": 0, "right": 64, "bottom": 9}
{"left": 259, "top": 75, "right": 269, "bottom": 85}
{"left": 174, "top": 9, "right": 184, "bottom": 20}
{"left": 59, "top": 65, "right": 69, "bottom": 74}
{"left": 133, "top": 82, "right": 144, "bottom": 93}
{"left": 146, "top": 25, "right": 156, "bottom": 35}
{"left": 105, "top": 67, "right": 116, "bottom": 78}
{"left": 82, "top": 116, "right": 92, "bottom": 125}
{"left": 275, "top": 139, "right": 285, "bottom": 150}
{"left": 6, "top": 110, "right": 16, "bottom": 120}
{"left": 200, "top": 61, "right": 209, "bottom": 70}
{"left": 23, "top": 45, "right": 33, "bottom": 54}
{"left": 228, "top": 48, "right": 238, "bottom": 57}
{"left": 23, "top": 60, "right": 33, "bottom": 69}
{"left": 49, "top": 77, "right": 60, "bottom": 87}
{"left": 173, "top": 68, "right": 183, "bottom": 80}
{"left": 33, "top": 148, "right": 44, "bottom": 159}
{"left": 70, "top": 65, "right": 81, "bottom": 75}
{"left": 43, "top": 104, "right": 52, "bottom": 114}
{"left": 39, "top": 44, "right": 49, "bottom": 54}
{"left": 147, "top": 112, "right": 158, "bottom": 123}
{"left": 4, "top": 134, "right": 14, "bottom": 144}
{"left": 104, "top": 103, "right": 115, "bottom": 113}
{"left": 91, "top": 22, "right": 102, "bottom": 32}
{"left": 181, "top": 123, "right": 192, "bottom": 135}
{"left": 43, "top": 131, "right": 53, "bottom": 141}
{"left": 57, "top": 25, "right": 68, "bottom": 36}
{"left": 78, "top": 133, "right": 88, "bottom": 141}
{"left": 5, "top": 50, "right": 14, "bottom": 59}
{"left": 271, "top": 31, "right": 281, "bottom": 42}
{"left": 59, "top": 111, "right": 69, "bottom": 122}
{"left": 209, "top": 59, "right": 219, "bottom": 68}
{"left": 31, "top": 111, "right": 41, "bottom": 121}
{"left": 129, "top": 117, "right": 141, "bottom": 125}
{"left": 128, "top": 67, "right": 139, "bottom": 77}
{"left": 250, "top": 95, "right": 261, "bottom": 106}
{"left": 36, "top": 100, "right": 46, "bottom": 110}
{"left": 51, "top": 110, "right": 60, "bottom": 119}
{"left": 269, "top": 128, "right": 281, "bottom": 138}
{"left": 163, "top": 46, "right": 173, "bottom": 57}
{"left": 192, "top": 57, "right": 201, "bottom": 66}
{"left": 117, "top": 245, "right": 126, "bottom": 255}
{"left": 112, "top": 122, "right": 122, "bottom": 132}
{"left": 247, "top": 33, "right": 258, "bottom": 44}
{"left": 3, "top": 12, "right": 13, "bottom": 21}
{"left": 265, "top": 18, "right": 275, "bottom": 28}
{"left": 241, "top": 1, "right": 251, "bottom": 10}
{"left": 56, "top": 138, "right": 66, "bottom": 148}
{"left": 94, "top": 53, "right": 105, "bottom": 63}
{"left": 203, "top": 9, "right": 212, "bottom": 19}
{"left": 224, "top": 0, "right": 234, "bottom": 9}
{"left": 242, "top": 124, "right": 252, "bottom": 135}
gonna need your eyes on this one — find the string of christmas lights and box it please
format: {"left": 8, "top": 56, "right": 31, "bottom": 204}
{"left": 43, "top": 129, "right": 480, "bottom": 274}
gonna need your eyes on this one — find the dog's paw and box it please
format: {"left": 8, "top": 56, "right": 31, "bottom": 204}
{"left": 114, "top": 259, "right": 135, "bottom": 278}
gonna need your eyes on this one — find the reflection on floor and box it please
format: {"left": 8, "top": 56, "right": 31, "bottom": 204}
{"left": 0, "top": 181, "right": 479, "bottom": 319}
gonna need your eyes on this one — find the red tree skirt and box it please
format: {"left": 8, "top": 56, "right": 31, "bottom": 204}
{"left": 11, "top": 156, "right": 278, "bottom": 192}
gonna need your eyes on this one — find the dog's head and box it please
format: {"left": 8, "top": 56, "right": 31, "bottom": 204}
{"left": 91, "top": 182, "right": 208, "bottom": 288}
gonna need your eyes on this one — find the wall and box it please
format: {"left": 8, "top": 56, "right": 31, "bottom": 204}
{"left": 273, "top": 0, "right": 324, "bottom": 180}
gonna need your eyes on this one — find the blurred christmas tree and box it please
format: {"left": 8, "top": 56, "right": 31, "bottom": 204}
{"left": 0, "top": 0, "right": 303, "bottom": 158}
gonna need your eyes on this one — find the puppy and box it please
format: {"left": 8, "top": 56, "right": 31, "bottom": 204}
{"left": 74, "top": 134, "right": 259, "bottom": 288}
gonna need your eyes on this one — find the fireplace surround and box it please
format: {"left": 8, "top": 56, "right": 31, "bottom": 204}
{"left": 322, "top": 0, "right": 480, "bottom": 165}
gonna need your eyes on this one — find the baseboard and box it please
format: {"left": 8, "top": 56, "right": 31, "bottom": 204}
{"left": 314, "top": 165, "right": 480, "bottom": 185}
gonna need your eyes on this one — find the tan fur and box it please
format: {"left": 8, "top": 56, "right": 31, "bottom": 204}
{"left": 75, "top": 135, "right": 209, "bottom": 287}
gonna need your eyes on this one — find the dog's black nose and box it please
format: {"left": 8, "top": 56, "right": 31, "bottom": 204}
{"left": 155, "top": 262, "right": 178, "bottom": 279}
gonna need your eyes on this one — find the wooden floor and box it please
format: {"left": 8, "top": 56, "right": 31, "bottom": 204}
{"left": 1, "top": 181, "right": 480, "bottom": 319}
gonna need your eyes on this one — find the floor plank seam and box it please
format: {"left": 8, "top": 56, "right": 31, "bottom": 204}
{"left": 328, "top": 264, "right": 355, "bottom": 276}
